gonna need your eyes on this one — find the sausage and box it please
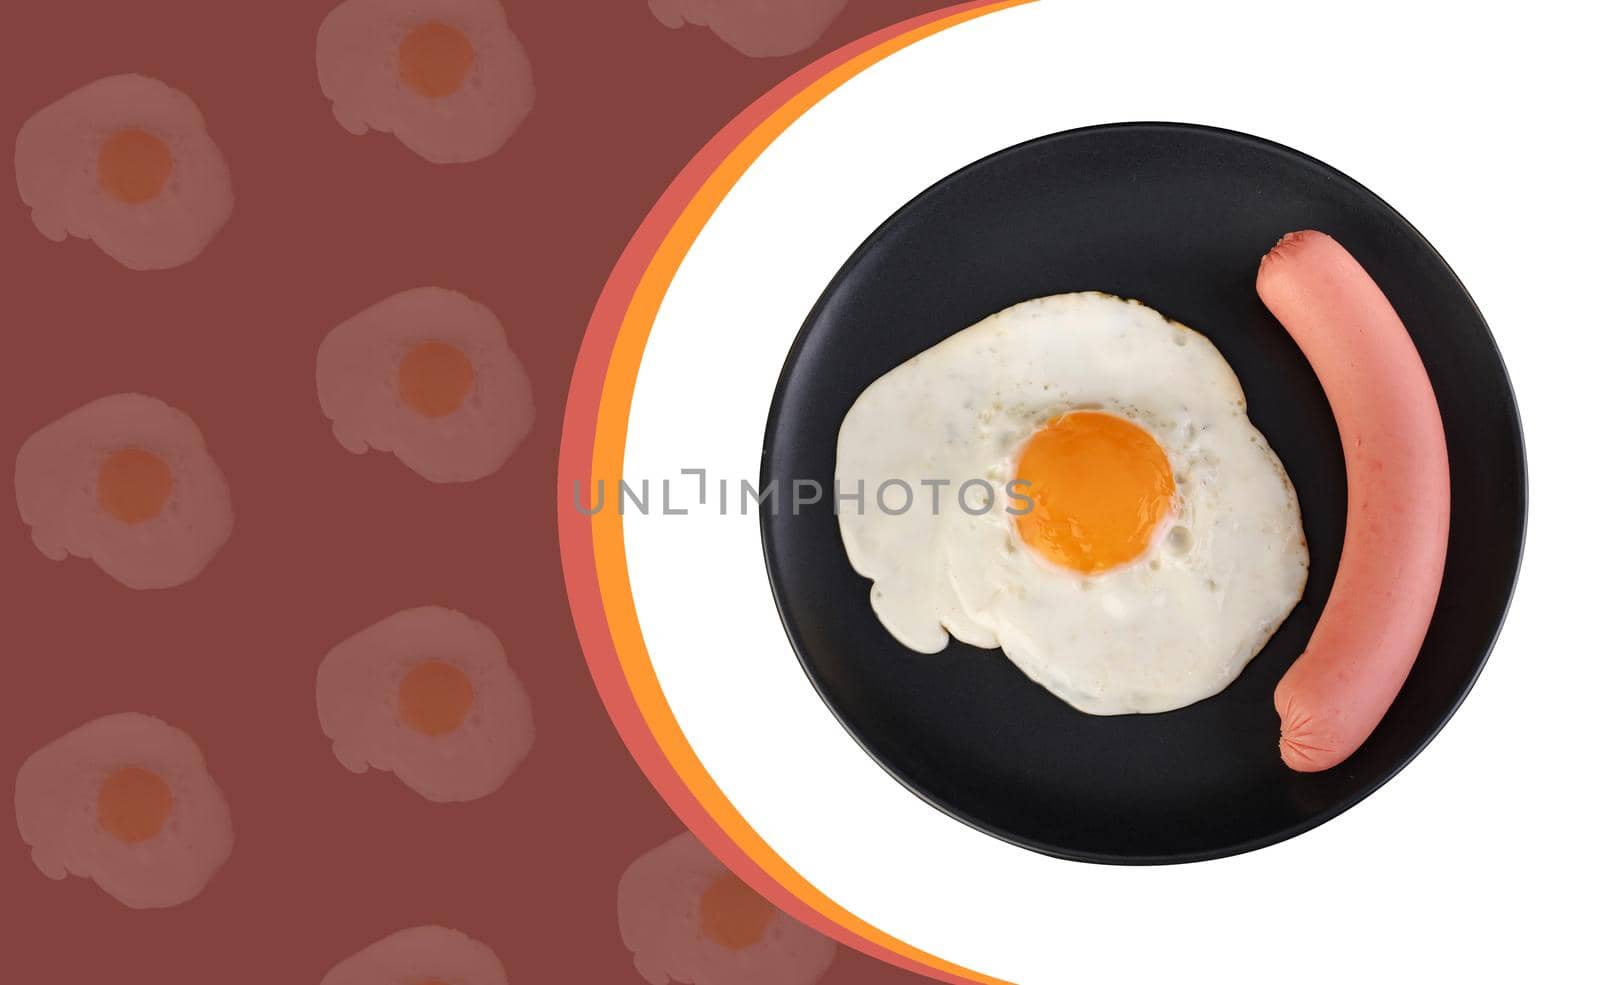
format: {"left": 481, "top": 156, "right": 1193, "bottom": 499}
{"left": 1255, "top": 230, "right": 1451, "bottom": 772}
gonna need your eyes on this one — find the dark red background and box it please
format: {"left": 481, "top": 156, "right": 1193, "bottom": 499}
{"left": 1, "top": 1, "right": 952, "bottom": 979}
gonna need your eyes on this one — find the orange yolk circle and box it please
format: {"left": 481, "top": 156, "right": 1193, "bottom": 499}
{"left": 698, "top": 872, "right": 776, "bottom": 951}
{"left": 97, "top": 766, "right": 172, "bottom": 844}
{"left": 398, "top": 21, "right": 475, "bottom": 98}
{"left": 98, "top": 448, "right": 173, "bottom": 524}
{"left": 398, "top": 660, "right": 475, "bottom": 736}
{"left": 97, "top": 128, "right": 173, "bottom": 204}
{"left": 1012, "top": 410, "right": 1175, "bottom": 573}
{"left": 398, "top": 341, "right": 475, "bottom": 417}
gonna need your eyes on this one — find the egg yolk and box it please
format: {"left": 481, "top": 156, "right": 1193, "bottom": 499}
{"left": 97, "top": 128, "right": 173, "bottom": 204}
{"left": 1012, "top": 410, "right": 1175, "bottom": 573}
{"left": 97, "top": 766, "right": 172, "bottom": 844}
{"left": 698, "top": 873, "right": 775, "bottom": 951}
{"left": 398, "top": 21, "right": 475, "bottom": 98}
{"left": 398, "top": 660, "right": 475, "bottom": 736}
{"left": 398, "top": 341, "right": 475, "bottom": 417}
{"left": 98, "top": 448, "right": 173, "bottom": 524}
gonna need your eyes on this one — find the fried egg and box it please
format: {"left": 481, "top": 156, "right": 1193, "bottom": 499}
{"left": 837, "top": 293, "right": 1308, "bottom": 715}
{"left": 322, "top": 926, "right": 508, "bottom": 985}
{"left": 14, "top": 74, "right": 233, "bottom": 270}
{"left": 649, "top": 0, "right": 849, "bottom": 57}
{"left": 14, "top": 713, "right": 233, "bottom": 909}
{"left": 15, "top": 393, "right": 234, "bottom": 590}
{"left": 619, "top": 831, "right": 837, "bottom": 985}
{"left": 317, "top": 0, "right": 535, "bottom": 164}
{"left": 317, "top": 286, "right": 534, "bottom": 483}
{"left": 317, "top": 605, "right": 534, "bottom": 802}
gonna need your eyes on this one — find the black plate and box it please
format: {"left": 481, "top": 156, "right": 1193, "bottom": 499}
{"left": 759, "top": 123, "right": 1525, "bottom": 864}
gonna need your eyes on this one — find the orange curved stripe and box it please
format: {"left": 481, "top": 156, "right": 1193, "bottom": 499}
{"left": 587, "top": 3, "right": 1033, "bottom": 983}
{"left": 556, "top": 4, "right": 991, "bottom": 977}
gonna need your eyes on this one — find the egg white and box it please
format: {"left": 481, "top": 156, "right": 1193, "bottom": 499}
{"left": 836, "top": 292, "right": 1308, "bottom": 714}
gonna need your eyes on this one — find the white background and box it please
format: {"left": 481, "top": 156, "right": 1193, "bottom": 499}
{"left": 619, "top": 2, "right": 1593, "bottom": 981}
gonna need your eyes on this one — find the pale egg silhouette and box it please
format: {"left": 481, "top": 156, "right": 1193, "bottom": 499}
{"left": 619, "top": 831, "right": 837, "bottom": 985}
{"left": 15, "top": 393, "right": 233, "bottom": 589}
{"left": 322, "top": 926, "right": 508, "bottom": 985}
{"left": 317, "top": 0, "right": 535, "bottom": 163}
{"left": 649, "top": 0, "right": 849, "bottom": 57}
{"left": 15, "top": 74, "right": 233, "bottom": 269}
{"left": 14, "top": 713, "right": 234, "bottom": 909}
{"left": 316, "top": 287, "right": 534, "bottom": 483}
{"left": 317, "top": 606, "right": 534, "bottom": 802}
